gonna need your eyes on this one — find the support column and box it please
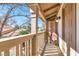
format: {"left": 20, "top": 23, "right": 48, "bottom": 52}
{"left": 43, "top": 20, "right": 47, "bottom": 46}
{"left": 30, "top": 6, "right": 38, "bottom": 56}
{"left": 41, "top": 20, "right": 48, "bottom": 56}
{"left": 36, "top": 6, "right": 40, "bottom": 56}
{"left": 46, "top": 20, "right": 48, "bottom": 44}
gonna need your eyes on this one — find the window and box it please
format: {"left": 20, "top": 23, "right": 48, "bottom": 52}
{"left": 38, "top": 17, "right": 44, "bottom": 32}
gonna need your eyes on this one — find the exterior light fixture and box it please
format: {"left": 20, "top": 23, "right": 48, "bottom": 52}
{"left": 55, "top": 16, "right": 61, "bottom": 22}
{"left": 56, "top": 19, "right": 59, "bottom": 22}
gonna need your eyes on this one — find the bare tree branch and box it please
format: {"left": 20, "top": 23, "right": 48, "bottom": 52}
{"left": 0, "top": 4, "right": 19, "bottom": 38}
{"left": 7, "top": 15, "right": 30, "bottom": 20}
{"left": 0, "top": 4, "right": 31, "bottom": 38}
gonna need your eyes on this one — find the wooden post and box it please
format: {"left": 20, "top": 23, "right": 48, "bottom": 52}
{"left": 27, "top": 41, "right": 29, "bottom": 56}
{"left": 4, "top": 49, "right": 9, "bottom": 56}
{"left": 16, "top": 45, "right": 19, "bottom": 56}
{"left": 46, "top": 20, "right": 48, "bottom": 44}
{"left": 36, "top": 6, "right": 39, "bottom": 56}
{"left": 32, "top": 36, "right": 36, "bottom": 56}
{"left": 30, "top": 8, "right": 37, "bottom": 55}
{"left": 28, "top": 40, "right": 30, "bottom": 56}
{"left": 25, "top": 41, "right": 27, "bottom": 56}
{"left": 19, "top": 44, "right": 22, "bottom": 56}
{"left": 30, "top": 5, "right": 38, "bottom": 56}
{"left": 29, "top": 39, "right": 32, "bottom": 56}
{"left": 41, "top": 20, "right": 48, "bottom": 56}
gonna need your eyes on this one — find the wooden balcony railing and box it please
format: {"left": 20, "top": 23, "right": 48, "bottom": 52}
{"left": 0, "top": 32, "right": 46, "bottom": 56}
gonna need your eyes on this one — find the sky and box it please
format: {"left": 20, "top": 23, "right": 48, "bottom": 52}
{"left": 0, "top": 4, "right": 44, "bottom": 28}
{"left": 38, "top": 17, "right": 44, "bottom": 28}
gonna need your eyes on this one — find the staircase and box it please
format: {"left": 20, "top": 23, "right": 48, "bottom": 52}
{"left": 43, "top": 43, "right": 63, "bottom": 56}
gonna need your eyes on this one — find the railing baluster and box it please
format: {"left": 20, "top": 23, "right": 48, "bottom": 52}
{"left": 19, "top": 44, "right": 22, "bottom": 56}
{"left": 32, "top": 35, "right": 37, "bottom": 56}
{"left": 29, "top": 40, "right": 30, "bottom": 56}
{"left": 16, "top": 45, "right": 19, "bottom": 56}
{"left": 27, "top": 41, "right": 29, "bottom": 56}
{"left": 25, "top": 41, "right": 27, "bottom": 56}
{"left": 29, "top": 40, "right": 31, "bottom": 56}
{"left": 31, "top": 40, "right": 32, "bottom": 56}
{"left": 4, "top": 49, "right": 9, "bottom": 56}
{"left": 30, "top": 39, "right": 32, "bottom": 56}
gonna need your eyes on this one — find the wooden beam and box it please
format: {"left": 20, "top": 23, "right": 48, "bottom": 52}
{"left": 47, "top": 15, "right": 56, "bottom": 20}
{"left": 44, "top": 4, "right": 60, "bottom": 13}
{"left": 37, "top": 4, "right": 46, "bottom": 21}
{"left": 47, "top": 18, "right": 55, "bottom": 21}
{"left": 46, "top": 11, "right": 57, "bottom": 17}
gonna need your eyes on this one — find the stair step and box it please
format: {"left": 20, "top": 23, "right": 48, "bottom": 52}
{"left": 44, "top": 54, "right": 59, "bottom": 56}
{"left": 45, "top": 48, "right": 58, "bottom": 50}
{"left": 43, "top": 44, "right": 63, "bottom": 56}
{"left": 44, "top": 53, "right": 59, "bottom": 56}
{"left": 45, "top": 48, "right": 58, "bottom": 51}
{"left": 44, "top": 51, "right": 59, "bottom": 53}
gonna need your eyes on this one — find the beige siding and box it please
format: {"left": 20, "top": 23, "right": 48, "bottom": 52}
{"left": 76, "top": 3, "right": 79, "bottom": 56}
{"left": 57, "top": 4, "right": 76, "bottom": 56}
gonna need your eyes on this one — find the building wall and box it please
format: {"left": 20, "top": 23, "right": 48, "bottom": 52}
{"left": 76, "top": 3, "right": 79, "bottom": 56}
{"left": 57, "top": 4, "right": 67, "bottom": 56}
{"left": 57, "top": 4, "right": 76, "bottom": 56}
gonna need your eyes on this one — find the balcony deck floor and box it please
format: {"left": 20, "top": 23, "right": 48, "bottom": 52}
{"left": 43, "top": 43, "right": 63, "bottom": 56}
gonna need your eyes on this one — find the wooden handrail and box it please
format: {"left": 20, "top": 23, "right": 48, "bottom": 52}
{"left": 0, "top": 33, "right": 35, "bottom": 52}
{"left": 37, "top": 31, "right": 45, "bottom": 35}
{"left": 0, "top": 32, "right": 45, "bottom": 56}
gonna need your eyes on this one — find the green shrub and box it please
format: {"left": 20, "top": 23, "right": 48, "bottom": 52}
{"left": 19, "top": 31, "right": 29, "bottom": 35}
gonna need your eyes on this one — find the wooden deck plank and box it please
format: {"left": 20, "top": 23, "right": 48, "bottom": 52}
{"left": 43, "top": 43, "right": 63, "bottom": 56}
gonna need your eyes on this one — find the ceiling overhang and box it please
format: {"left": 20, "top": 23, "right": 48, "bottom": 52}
{"left": 44, "top": 4, "right": 60, "bottom": 13}
{"left": 27, "top": 3, "right": 46, "bottom": 21}
{"left": 27, "top": 3, "right": 61, "bottom": 21}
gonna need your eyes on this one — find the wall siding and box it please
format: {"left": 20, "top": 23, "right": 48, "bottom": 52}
{"left": 57, "top": 4, "right": 76, "bottom": 56}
